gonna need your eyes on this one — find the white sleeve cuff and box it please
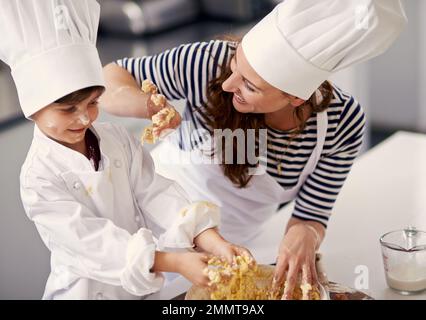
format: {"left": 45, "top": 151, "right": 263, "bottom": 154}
{"left": 120, "top": 229, "right": 164, "bottom": 296}
{"left": 157, "top": 201, "right": 221, "bottom": 250}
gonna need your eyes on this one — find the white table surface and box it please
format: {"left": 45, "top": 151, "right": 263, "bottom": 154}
{"left": 147, "top": 131, "right": 426, "bottom": 300}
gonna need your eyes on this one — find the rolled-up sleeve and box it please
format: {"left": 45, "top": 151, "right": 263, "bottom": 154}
{"left": 20, "top": 171, "right": 164, "bottom": 297}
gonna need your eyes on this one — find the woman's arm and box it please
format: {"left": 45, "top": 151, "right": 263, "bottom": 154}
{"left": 285, "top": 217, "right": 325, "bottom": 250}
{"left": 273, "top": 99, "right": 366, "bottom": 299}
{"left": 100, "top": 63, "right": 151, "bottom": 118}
{"left": 272, "top": 217, "right": 325, "bottom": 299}
{"left": 101, "top": 41, "right": 233, "bottom": 119}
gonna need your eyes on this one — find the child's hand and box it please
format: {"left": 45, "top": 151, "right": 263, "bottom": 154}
{"left": 176, "top": 252, "right": 211, "bottom": 287}
{"left": 211, "top": 241, "right": 254, "bottom": 265}
{"left": 194, "top": 228, "right": 255, "bottom": 265}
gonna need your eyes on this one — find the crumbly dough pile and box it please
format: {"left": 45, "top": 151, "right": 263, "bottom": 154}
{"left": 204, "top": 255, "right": 321, "bottom": 300}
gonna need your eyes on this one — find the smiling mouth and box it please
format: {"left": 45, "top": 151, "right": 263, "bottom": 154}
{"left": 68, "top": 128, "right": 86, "bottom": 133}
{"left": 233, "top": 93, "right": 246, "bottom": 104}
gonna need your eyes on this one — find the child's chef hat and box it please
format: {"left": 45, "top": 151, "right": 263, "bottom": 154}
{"left": 0, "top": 0, "right": 105, "bottom": 118}
{"left": 242, "top": 0, "right": 407, "bottom": 100}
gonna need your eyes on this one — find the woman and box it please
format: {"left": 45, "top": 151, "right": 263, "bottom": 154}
{"left": 101, "top": 0, "right": 406, "bottom": 298}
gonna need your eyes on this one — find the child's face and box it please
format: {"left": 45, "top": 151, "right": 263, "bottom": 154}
{"left": 33, "top": 91, "right": 102, "bottom": 146}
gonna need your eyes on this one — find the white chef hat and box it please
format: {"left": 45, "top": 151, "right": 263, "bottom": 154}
{"left": 242, "top": 0, "right": 407, "bottom": 100}
{"left": 0, "top": 0, "right": 105, "bottom": 118}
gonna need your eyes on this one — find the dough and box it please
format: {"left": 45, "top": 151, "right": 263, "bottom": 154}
{"left": 204, "top": 256, "right": 321, "bottom": 300}
{"left": 140, "top": 79, "right": 176, "bottom": 144}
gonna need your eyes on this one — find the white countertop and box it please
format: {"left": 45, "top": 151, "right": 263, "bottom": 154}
{"left": 147, "top": 131, "right": 426, "bottom": 300}
{"left": 321, "top": 131, "right": 426, "bottom": 300}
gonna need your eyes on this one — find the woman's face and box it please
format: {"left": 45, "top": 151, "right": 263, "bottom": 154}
{"left": 222, "top": 45, "right": 305, "bottom": 114}
{"left": 32, "top": 91, "right": 102, "bottom": 147}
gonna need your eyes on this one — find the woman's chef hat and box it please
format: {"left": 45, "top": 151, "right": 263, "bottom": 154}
{"left": 0, "top": 0, "right": 105, "bottom": 118}
{"left": 242, "top": 0, "right": 407, "bottom": 100}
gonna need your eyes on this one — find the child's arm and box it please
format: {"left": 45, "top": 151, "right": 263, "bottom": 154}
{"left": 151, "top": 251, "right": 210, "bottom": 287}
{"left": 20, "top": 170, "right": 164, "bottom": 297}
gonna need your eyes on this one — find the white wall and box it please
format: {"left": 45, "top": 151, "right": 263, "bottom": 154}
{"left": 418, "top": 0, "right": 426, "bottom": 132}
{"left": 330, "top": 0, "right": 424, "bottom": 150}
{"left": 367, "top": 0, "right": 424, "bottom": 132}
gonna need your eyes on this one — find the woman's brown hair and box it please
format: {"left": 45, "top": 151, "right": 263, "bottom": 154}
{"left": 202, "top": 38, "right": 333, "bottom": 188}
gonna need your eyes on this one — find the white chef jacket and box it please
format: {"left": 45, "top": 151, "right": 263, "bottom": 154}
{"left": 20, "top": 122, "right": 220, "bottom": 300}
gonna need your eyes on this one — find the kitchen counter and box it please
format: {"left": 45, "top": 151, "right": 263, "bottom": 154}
{"left": 147, "top": 131, "right": 426, "bottom": 300}
{"left": 321, "top": 131, "right": 426, "bottom": 300}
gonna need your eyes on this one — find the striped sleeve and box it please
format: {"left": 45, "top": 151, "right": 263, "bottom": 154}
{"left": 292, "top": 98, "right": 366, "bottom": 228}
{"left": 115, "top": 40, "right": 233, "bottom": 107}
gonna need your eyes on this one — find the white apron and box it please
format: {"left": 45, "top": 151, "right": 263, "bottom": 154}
{"left": 151, "top": 111, "right": 328, "bottom": 263}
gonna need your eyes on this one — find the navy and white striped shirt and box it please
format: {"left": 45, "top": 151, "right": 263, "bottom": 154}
{"left": 116, "top": 40, "right": 366, "bottom": 228}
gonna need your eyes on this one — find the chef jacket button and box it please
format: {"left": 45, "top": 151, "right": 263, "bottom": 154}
{"left": 73, "top": 182, "right": 81, "bottom": 190}
{"left": 96, "top": 292, "right": 104, "bottom": 300}
{"left": 135, "top": 215, "right": 141, "bottom": 223}
{"left": 114, "top": 159, "right": 122, "bottom": 168}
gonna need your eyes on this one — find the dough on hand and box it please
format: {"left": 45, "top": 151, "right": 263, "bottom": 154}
{"left": 141, "top": 125, "right": 155, "bottom": 145}
{"left": 151, "top": 94, "right": 167, "bottom": 108}
{"left": 152, "top": 107, "right": 176, "bottom": 128}
{"left": 140, "top": 79, "right": 177, "bottom": 144}
{"left": 141, "top": 79, "right": 158, "bottom": 94}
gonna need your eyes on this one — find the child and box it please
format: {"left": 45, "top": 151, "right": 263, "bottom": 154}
{"left": 0, "top": 0, "right": 251, "bottom": 299}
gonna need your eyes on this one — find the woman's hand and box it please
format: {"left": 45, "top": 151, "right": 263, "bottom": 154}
{"left": 272, "top": 222, "right": 323, "bottom": 300}
{"left": 147, "top": 95, "right": 182, "bottom": 139}
{"left": 194, "top": 228, "right": 254, "bottom": 264}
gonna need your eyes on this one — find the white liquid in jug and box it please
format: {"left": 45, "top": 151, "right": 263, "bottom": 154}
{"left": 386, "top": 265, "right": 426, "bottom": 292}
